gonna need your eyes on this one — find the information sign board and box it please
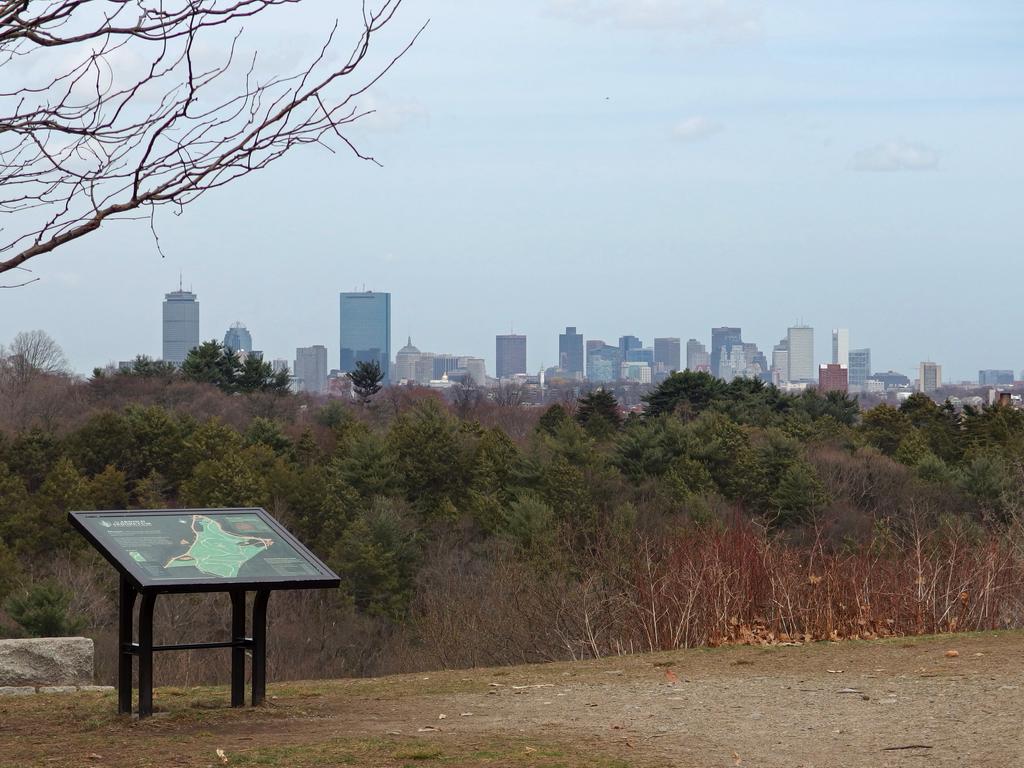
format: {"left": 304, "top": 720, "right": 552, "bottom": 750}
{"left": 70, "top": 508, "right": 338, "bottom": 592}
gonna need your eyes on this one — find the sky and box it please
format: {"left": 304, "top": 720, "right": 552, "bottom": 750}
{"left": 2, "top": 0, "right": 1022, "bottom": 381}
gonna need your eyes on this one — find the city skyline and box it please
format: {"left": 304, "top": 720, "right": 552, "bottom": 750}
{"left": 0, "top": 3, "right": 1019, "bottom": 383}
{"left": 35, "top": 280, "right": 1024, "bottom": 386}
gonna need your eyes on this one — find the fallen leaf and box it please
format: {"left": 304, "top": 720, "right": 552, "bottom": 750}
{"left": 417, "top": 726, "right": 439, "bottom": 733}
{"left": 945, "top": 650, "right": 959, "bottom": 658}
{"left": 460, "top": 712, "right": 474, "bottom": 717}
{"left": 664, "top": 669, "right": 679, "bottom": 684}
{"left": 438, "top": 714, "right": 447, "bottom": 720}
{"left": 87, "top": 756, "right": 103, "bottom": 762}
{"left": 215, "top": 748, "right": 228, "bottom": 764}
{"left": 733, "top": 750, "right": 742, "bottom": 765}
{"left": 826, "top": 669, "right": 844, "bottom": 674}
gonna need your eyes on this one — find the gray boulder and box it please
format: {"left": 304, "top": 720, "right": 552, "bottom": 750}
{"left": 0, "top": 637, "right": 94, "bottom": 687}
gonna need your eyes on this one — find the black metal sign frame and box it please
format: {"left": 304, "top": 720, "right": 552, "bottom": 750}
{"left": 69, "top": 508, "right": 340, "bottom": 718}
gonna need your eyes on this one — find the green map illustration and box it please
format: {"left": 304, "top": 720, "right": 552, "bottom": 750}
{"left": 165, "top": 515, "right": 274, "bottom": 578}
{"left": 81, "top": 511, "right": 324, "bottom": 582}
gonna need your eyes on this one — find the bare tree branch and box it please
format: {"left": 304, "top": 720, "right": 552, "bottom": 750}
{"left": 0, "top": 0, "right": 424, "bottom": 276}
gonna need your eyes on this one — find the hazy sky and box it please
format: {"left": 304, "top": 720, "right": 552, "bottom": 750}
{"left": 2, "top": 0, "right": 1022, "bottom": 381}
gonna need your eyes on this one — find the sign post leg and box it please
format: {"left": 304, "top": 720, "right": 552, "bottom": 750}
{"left": 137, "top": 592, "right": 157, "bottom": 719}
{"left": 230, "top": 590, "right": 246, "bottom": 707}
{"left": 117, "top": 577, "right": 137, "bottom": 715}
{"left": 251, "top": 590, "right": 271, "bottom": 705}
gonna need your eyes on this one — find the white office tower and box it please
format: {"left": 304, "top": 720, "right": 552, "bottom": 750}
{"left": 786, "top": 325, "right": 814, "bottom": 382}
{"left": 832, "top": 328, "right": 849, "bottom": 368}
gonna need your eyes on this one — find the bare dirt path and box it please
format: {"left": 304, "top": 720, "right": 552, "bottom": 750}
{"left": 2, "top": 631, "right": 1022, "bottom": 767}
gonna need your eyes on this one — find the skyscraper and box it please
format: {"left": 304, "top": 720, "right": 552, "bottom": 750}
{"left": 587, "top": 342, "right": 620, "bottom": 383}
{"left": 558, "top": 327, "right": 584, "bottom": 379}
{"left": 710, "top": 327, "right": 742, "bottom": 380}
{"left": 294, "top": 345, "right": 328, "bottom": 393}
{"left": 162, "top": 287, "right": 199, "bottom": 366}
{"left": 654, "top": 338, "right": 681, "bottom": 373}
{"left": 496, "top": 334, "right": 527, "bottom": 378}
{"left": 848, "top": 348, "right": 871, "bottom": 392}
{"left": 393, "top": 337, "right": 422, "bottom": 383}
{"left": 223, "top": 322, "right": 253, "bottom": 354}
{"left": 918, "top": 362, "right": 942, "bottom": 393}
{"left": 832, "top": 328, "right": 849, "bottom": 368}
{"left": 339, "top": 291, "right": 390, "bottom": 380}
{"left": 786, "top": 325, "right": 814, "bottom": 382}
{"left": 618, "top": 335, "right": 642, "bottom": 360}
{"left": 686, "top": 339, "right": 709, "bottom": 372}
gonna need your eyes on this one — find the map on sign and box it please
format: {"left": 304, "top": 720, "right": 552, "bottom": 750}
{"left": 72, "top": 509, "right": 332, "bottom": 585}
{"left": 165, "top": 514, "right": 274, "bottom": 578}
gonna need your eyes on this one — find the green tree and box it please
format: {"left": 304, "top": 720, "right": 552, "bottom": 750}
{"left": 330, "top": 499, "right": 419, "bottom": 619}
{"left": 89, "top": 465, "right": 129, "bottom": 509}
{"left": 0, "top": 538, "right": 19, "bottom": 601}
{"left": 769, "top": 461, "right": 828, "bottom": 526}
{"left": 124, "top": 355, "right": 178, "bottom": 379}
{"left": 643, "top": 370, "right": 727, "bottom": 419}
{"left": 65, "top": 411, "right": 131, "bottom": 476}
{"left": 499, "top": 492, "right": 557, "bottom": 557}
{"left": 237, "top": 355, "right": 291, "bottom": 394}
{"left": 576, "top": 388, "right": 621, "bottom": 439}
{"left": 4, "top": 581, "right": 86, "bottom": 637}
{"left": 348, "top": 360, "right": 384, "bottom": 403}
{"left": 537, "top": 403, "right": 570, "bottom": 436}
{"left": 180, "top": 449, "right": 270, "bottom": 508}
{"left": 5, "top": 429, "right": 62, "bottom": 491}
{"left": 387, "top": 400, "right": 469, "bottom": 520}
{"left": 181, "top": 340, "right": 242, "bottom": 392}
{"left": 245, "top": 417, "right": 293, "bottom": 455}
{"left": 859, "top": 404, "right": 911, "bottom": 456}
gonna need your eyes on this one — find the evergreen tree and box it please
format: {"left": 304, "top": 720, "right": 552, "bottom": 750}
{"left": 237, "top": 355, "right": 290, "bottom": 394}
{"left": 181, "top": 340, "right": 241, "bottom": 392}
{"left": 348, "top": 360, "right": 384, "bottom": 403}
{"left": 575, "top": 388, "right": 621, "bottom": 438}
{"left": 5, "top": 581, "right": 86, "bottom": 637}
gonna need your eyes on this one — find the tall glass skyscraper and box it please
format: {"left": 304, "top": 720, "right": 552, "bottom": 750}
{"left": 710, "top": 327, "right": 742, "bottom": 380}
{"left": 223, "top": 322, "right": 253, "bottom": 354}
{"left": 339, "top": 291, "right": 390, "bottom": 380}
{"left": 162, "top": 288, "right": 199, "bottom": 366}
{"left": 558, "top": 326, "right": 584, "bottom": 379}
{"left": 786, "top": 325, "right": 815, "bottom": 382}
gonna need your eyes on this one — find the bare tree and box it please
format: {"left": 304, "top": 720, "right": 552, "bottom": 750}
{"left": 0, "top": 0, "right": 423, "bottom": 285}
{"left": 3, "top": 329, "right": 69, "bottom": 376}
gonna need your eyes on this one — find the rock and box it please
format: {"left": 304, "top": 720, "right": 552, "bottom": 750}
{"left": 0, "top": 686, "right": 36, "bottom": 696}
{"left": 39, "top": 685, "right": 79, "bottom": 694}
{"left": 79, "top": 685, "right": 115, "bottom": 693}
{"left": 0, "top": 637, "right": 94, "bottom": 687}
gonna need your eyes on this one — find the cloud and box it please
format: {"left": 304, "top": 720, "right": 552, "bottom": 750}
{"left": 671, "top": 116, "right": 724, "bottom": 142}
{"left": 545, "top": 0, "right": 761, "bottom": 37}
{"left": 853, "top": 140, "right": 939, "bottom": 172}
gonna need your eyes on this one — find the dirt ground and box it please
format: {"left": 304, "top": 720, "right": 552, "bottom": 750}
{"left": 2, "top": 631, "right": 1022, "bottom": 768}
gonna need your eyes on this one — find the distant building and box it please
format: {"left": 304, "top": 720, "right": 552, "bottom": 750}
{"left": 870, "top": 371, "right": 910, "bottom": 390}
{"left": 618, "top": 335, "right": 642, "bottom": 362}
{"left": 223, "top": 322, "right": 252, "bottom": 355}
{"left": 848, "top": 348, "right": 871, "bottom": 392}
{"left": 414, "top": 353, "right": 436, "bottom": 384}
{"left": 654, "top": 337, "right": 681, "bottom": 373}
{"left": 686, "top": 339, "right": 709, "bottom": 372}
{"left": 294, "top": 345, "right": 328, "bottom": 394}
{"left": 162, "top": 287, "right": 199, "bottom": 366}
{"left": 393, "top": 337, "right": 422, "bottom": 383}
{"left": 787, "top": 325, "right": 814, "bottom": 382}
{"left": 558, "top": 327, "right": 585, "bottom": 380}
{"left": 432, "top": 353, "right": 461, "bottom": 381}
{"left": 979, "top": 369, "right": 1015, "bottom": 386}
{"left": 918, "top": 361, "right": 942, "bottom": 394}
{"left": 496, "top": 334, "right": 527, "bottom": 379}
{"left": 271, "top": 359, "right": 289, "bottom": 375}
{"left": 832, "top": 328, "right": 849, "bottom": 368}
{"left": 710, "top": 327, "right": 742, "bottom": 380}
{"left": 620, "top": 361, "right": 652, "bottom": 384}
{"left": 458, "top": 356, "right": 487, "bottom": 385}
{"left": 771, "top": 338, "right": 789, "bottom": 384}
{"left": 718, "top": 345, "right": 748, "bottom": 382}
{"left": 818, "top": 363, "right": 848, "bottom": 394}
{"left": 587, "top": 343, "right": 620, "bottom": 383}
{"left": 339, "top": 291, "right": 390, "bottom": 380}
{"left": 626, "top": 347, "right": 655, "bottom": 365}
